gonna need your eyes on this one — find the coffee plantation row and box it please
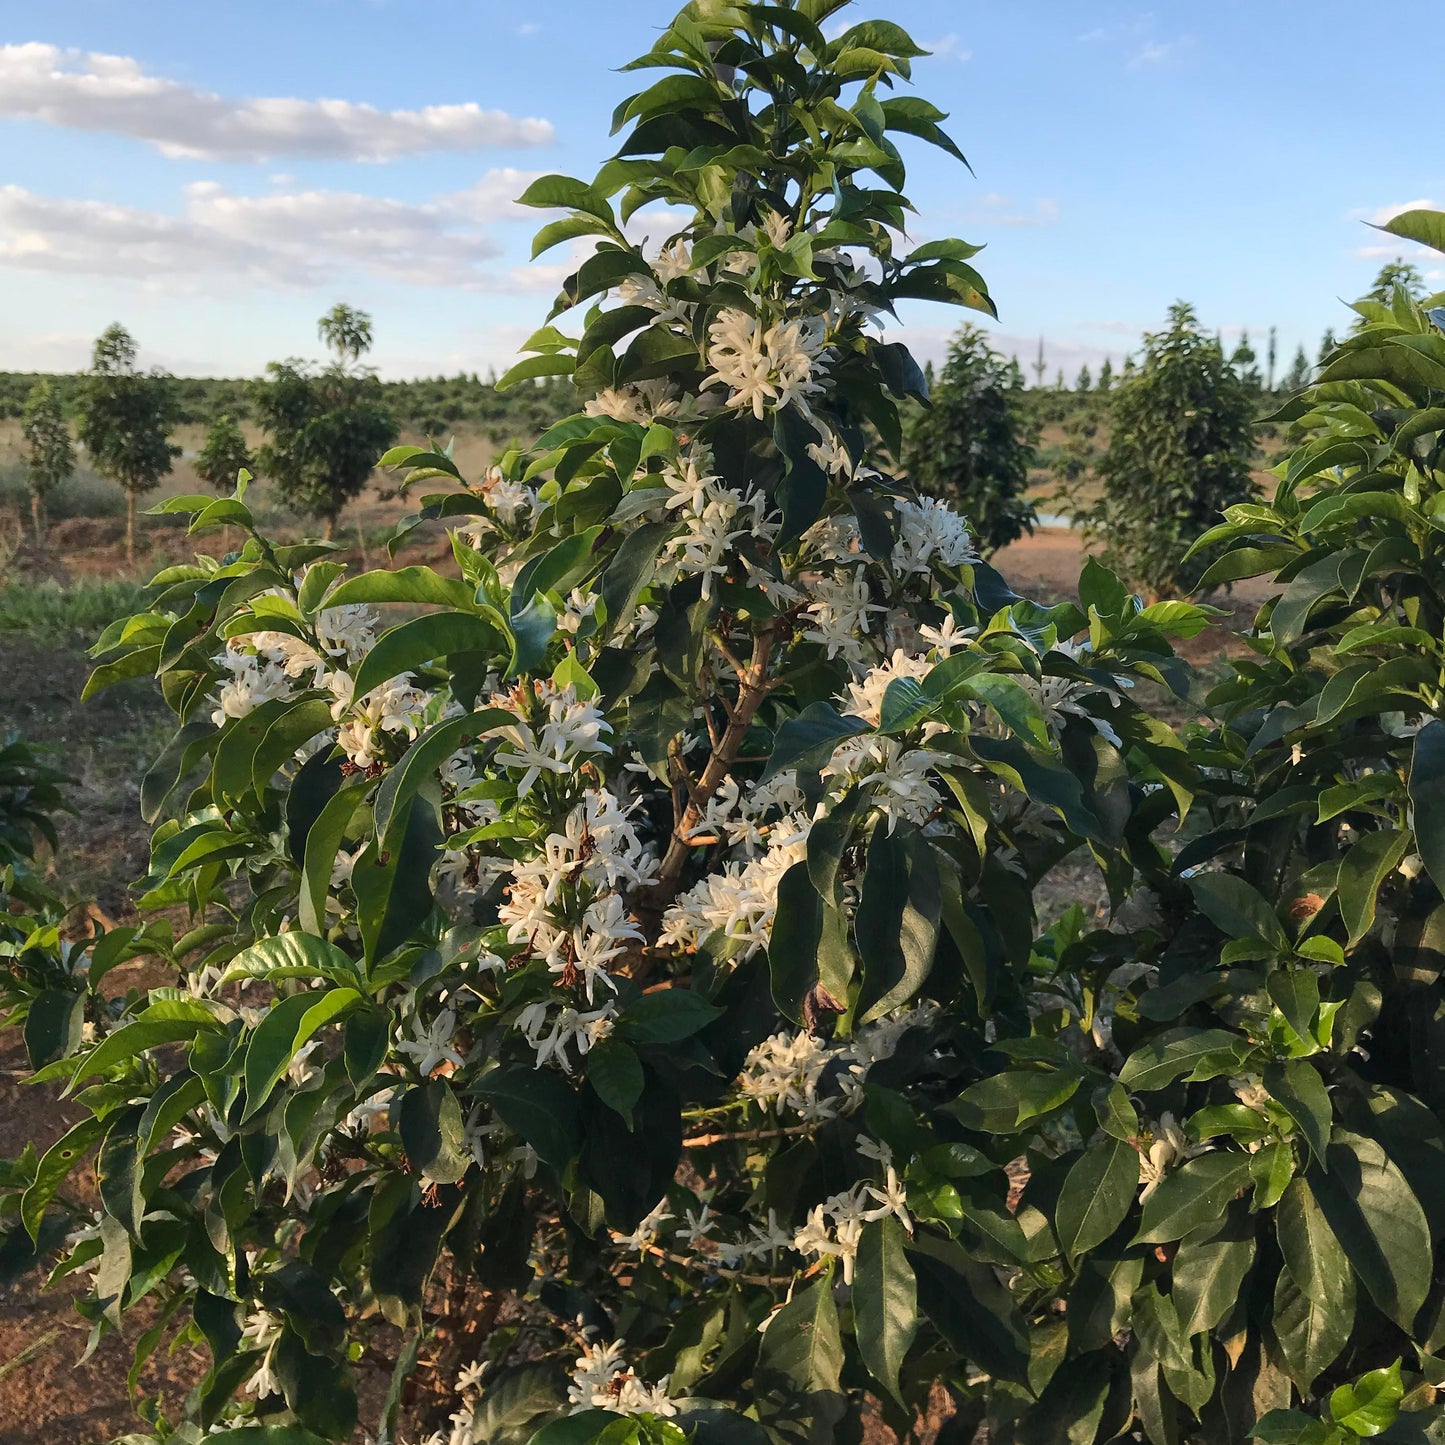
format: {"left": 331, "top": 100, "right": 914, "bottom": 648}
{"left": 2, "top": 2, "right": 1443, "bottom": 1443}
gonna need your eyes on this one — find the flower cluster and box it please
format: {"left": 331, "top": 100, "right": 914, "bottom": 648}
{"left": 567, "top": 1338, "right": 680, "bottom": 1417}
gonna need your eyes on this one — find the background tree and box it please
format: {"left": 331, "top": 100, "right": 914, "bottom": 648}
{"left": 1231, "top": 328, "right": 1262, "bottom": 393}
{"left": 194, "top": 414, "right": 251, "bottom": 493}
{"left": 19, "top": 380, "right": 74, "bottom": 547}
{"left": 249, "top": 305, "right": 397, "bottom": 537}
{"left": 1318, "top": 326, "right": 1339, "bottom": 367}
{"left": 1283, "top": 342, "right": 1311, "bottom": 391}
{"left": 1096, "top": 356, "right": 1113, "bottom": 392}
{"left": 1363, "top": 258, "right": 1425, "bottom": 306}
{"left": 1081, "top": 300, "right": 1255, "bottom": 595}
{"left": 1074, "top": 362, "right": 1091, "bottom": 391}
{"left": 1266, "top": 323, "right": 1277, "bottom": 391}
{"left": 906, "top": 324, "right": 1037, "bottom": 553}
{"left": 1031, "top": 335, "right": 1046, "bottom": 386}
{"left": 76, "top": 324, "right": 180, "bottom": 567}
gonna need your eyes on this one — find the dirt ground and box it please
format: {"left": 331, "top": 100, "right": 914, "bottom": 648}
{"left": 0, "top": 511, "right": 1273, "bottom": 1444}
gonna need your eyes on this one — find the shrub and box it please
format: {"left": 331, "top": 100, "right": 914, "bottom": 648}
{"left": 1080, "top": 301, "right": 1256, "bottom": 599}
{"left": 249, "top": 305, "right": 398, "bottom": 536}
{"left": 904, "top": 325, "right": 1037, "bottom": 554}
{"left": 76, "top": 324, "right": 182, "bottom": 567}
{"left": 20, "top": 379, "right": 75, "bottom": 547}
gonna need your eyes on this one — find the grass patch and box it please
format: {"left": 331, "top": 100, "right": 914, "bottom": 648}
{"left": 0, "top": 577, "right": 147, "bottom": 645}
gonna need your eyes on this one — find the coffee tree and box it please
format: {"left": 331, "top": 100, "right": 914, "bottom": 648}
{"left": 1080, "top": 302, "right": 1256, "bottom": 599}
{"left": 904, "top": 325, "right": 1037, "bottom": 554}
{"left": 4, "top": 9, "right": 1444, "bottom": 1445}
{"left": 77, "top": 324, "right": 182, "bottom": 568}
{"left": 20, "top": 379, "right": 75, "bottom": 548}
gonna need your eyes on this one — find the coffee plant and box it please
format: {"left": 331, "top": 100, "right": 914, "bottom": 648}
{"left": 2, "top": 6, "right": 1444, "bottom": 1445}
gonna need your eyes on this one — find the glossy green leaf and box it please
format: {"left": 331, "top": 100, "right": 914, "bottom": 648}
{"left": 854, "top": 1216, "right": 916, "bottom": 1406}
{"left": 242, "top": 989, "right": 362, "bottom": 1121}
{"left": 1055, "top": 1137, "right": 1139, "bottom": 1260}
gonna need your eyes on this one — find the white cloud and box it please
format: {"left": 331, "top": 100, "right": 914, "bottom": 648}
{"left": 924, "top": 34, "right": 971, "bottom": 63}
{"left": 0, "top": 168, "right": 549, "bottom": 291}
{"left": 0, "top": 41, "right": 555, "bottom": 161}
{"left": 1128, "top": 37, "right": 1193, "bottom": 69}
{"left": 965, "top": 193, "right": 1060, "bottom": 228}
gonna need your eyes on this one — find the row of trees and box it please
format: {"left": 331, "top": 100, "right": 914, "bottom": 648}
{"left": 1032, "top": 322, "right": 1355, "bottom": 400}
{"left": 13, "top": 305, "right": 397, "bottom": 562}
{"left": 906, "top": 302, "right": 1259, "bottom": 595}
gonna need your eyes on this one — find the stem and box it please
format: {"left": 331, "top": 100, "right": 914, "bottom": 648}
{"left": 683, "top": 1123, "right": 813, "bottom": 1148}
{"left": 650, "top": 621, "right": 778, "bottom": 908}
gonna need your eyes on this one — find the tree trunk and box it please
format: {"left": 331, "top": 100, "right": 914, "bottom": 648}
{"left": 30, "top": 492, "right": 43, "bottom": 550}
{"left": 125, "top": 490, "right": 136, "bottom": 569}
{"left": 323, "top": 513, "right": 336, "bottom": 542}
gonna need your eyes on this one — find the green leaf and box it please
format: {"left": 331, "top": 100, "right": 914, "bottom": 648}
{"left": 854, "top": 1216, "right": 916, "bottom": 1406}
{"left": 474, "top": 1066, "right": 580, "bottom": 1171}
{"left": 1264, "top": 1060, "right": 1332, "bottom": 1167}
{"left": 242, "top": 988, "right": 362, "bottom": 1121}
{"left": 768, "top": 862, "right": 824, "bottom": 1025}
{"left": 517, "top": 173, "right": 616, "bottom": 221}
{"left": 1275, "top": 1178, "right": 1355, "bottom": 1390}
{"left": 69, "top": 1001, "right": 223, "bottom": 1087}
{"left": 757, "top": 1270, "right": 843, "bottom": 1396}
{"left": 21, "top": 1115, "right": 107, "bottom": 1243}
{"left": 762, "top": 701, "right": 871, "bottom": 781}
{"left": 1251, "top": 1412, "right": 1331, "bottom": 1445}
{"left": 946, "top": 1070, "right": 1082, "bottom": 1134}
{"left": 599, "top": 520, "right": 673, "bottom": 639}
{"left": 372, "top": 708, "right": 511, "bottom": 848}
{"left": 1328, "top": 1361, "right": 1403, "bottom": 1437}
{"left": 1135, "top": 1152, "right": 1253, "bottom": 1244}
{"left": 353, "top": 794, "right": 441, "bottom": 968}
{"left": 1188, "top": 873, "right": 1288, "bottom": 949}
{"left": 618, "top": 988, "right": 721, "bottom": 1044}
{"left": 1306, "top": 1130, "right": 1431, "bottom": 1330}
{"left": 1409, "top": 720, "right": 1445, "bottom": 894}
{"left": 1118, "top": 1028, "right": 1245, "bottom": 1092}
{"left": 1055, "top": 1137, "right": 1139, "bottom": 1259}
{"left": 325, "top": 566, "right": 474, "bottom": 611}
{"left": 398, "top": 1080, "right": 469, "bottom": 1185}
{"left": 1337, "top": 829, "right": 1410, "bottom": 947}
{"left": 908, "top": 1235, "right": 1030, "bottom": 1382}
{"left": 1171, "top": 1204, "right": 1255, "bottom": 1336}
{"left": 223, "top": 932, "right": 360, "bottom": 987}
{"left": 496, "top": 352, "right": 577, "bottom": 390}
{"left": 586, "top": 1039, "right": 644, "bottom": 1122}
{"left": 351, "top": 613, "right": 509, "bottom": 702}
{"left": 1379, "top": 207, "right": 1445, "bottom": 255}
{"left": 855, "top": 824, "right": 941, "bottom": 1023}
{"left": 24, "top": 989, "right": 84, "bottom": 1068}
{"left": 961, "top": 672, "right": 1051, "bottom": 748}
{"left": 298, "top": 779, "right": 369, "bottom": 935}
{"left": 1268, "top": 970, "right": 1322, "bottom": 1052}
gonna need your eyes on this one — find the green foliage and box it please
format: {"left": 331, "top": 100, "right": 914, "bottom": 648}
{"left": 194, "top": 415, "right": 252, "bottom": 494}
{"left": 1080, "top": 301, "right": 1257, "bottom": 597}
{"left": 0, "top": 578, "right": 149, "bottom": 646}
{"left": 76, "top": 324, "right": 182, "bottom": 563}
{"left": 20, "top": 379, "right": 75, "bottom": 545}
{"left": 0, "top": 733, "right": 65, "bottom": 872}
{"left": 248, "top": 308, "right": 398, "bottom": 531}
{"left": 904, "top": 324, "right": 1037, "bottom": 554}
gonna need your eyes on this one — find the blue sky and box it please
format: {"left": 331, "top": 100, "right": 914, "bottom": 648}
{"left": 1, "top": 0, "right": 1441, "bottom": 384}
